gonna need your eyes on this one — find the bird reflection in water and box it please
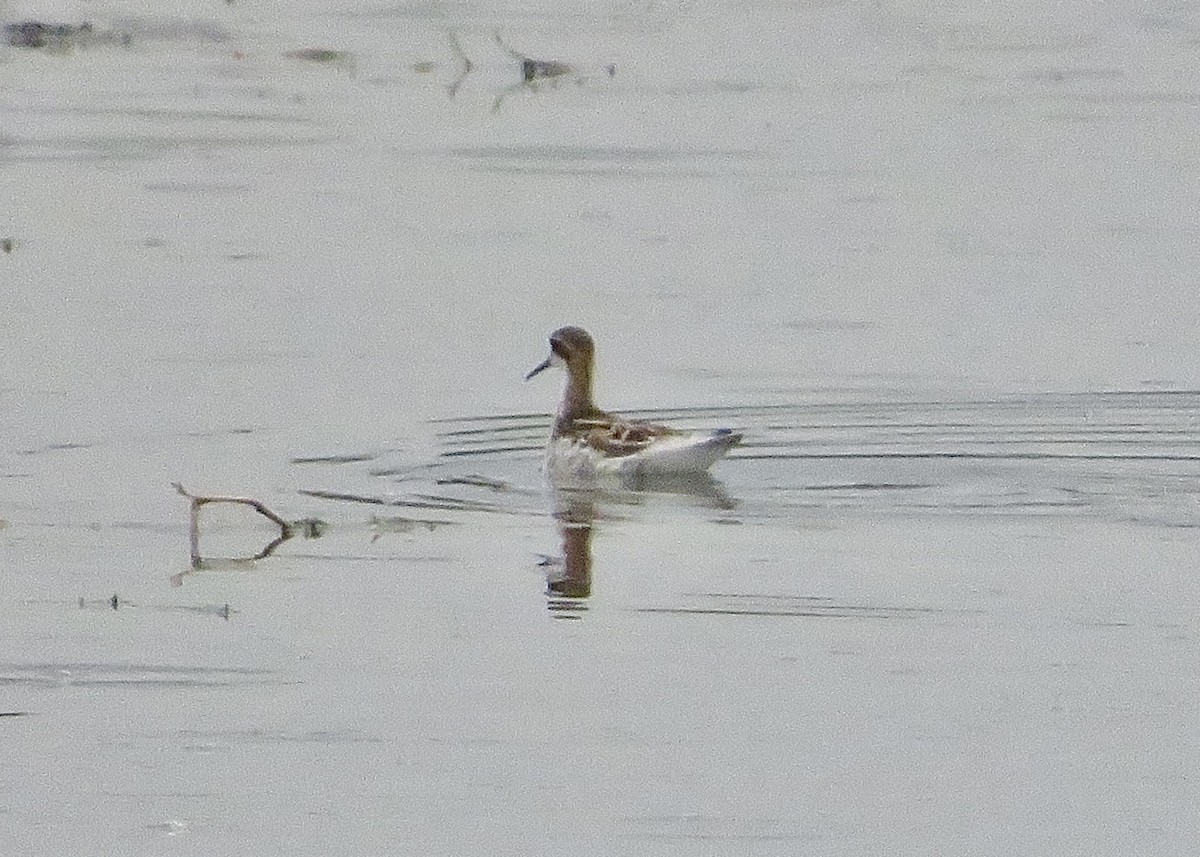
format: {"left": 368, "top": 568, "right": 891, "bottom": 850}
{"left": 541, "top": 474, "right": 738, "bottom": 616}
{"left": 544, "top": 490, "right": 596, "bottom": 615}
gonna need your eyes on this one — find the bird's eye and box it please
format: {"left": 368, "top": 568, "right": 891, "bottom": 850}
{"left": 550, "top": 339, "right": 567, "bottom": 357}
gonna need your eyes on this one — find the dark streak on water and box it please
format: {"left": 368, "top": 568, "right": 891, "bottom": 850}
{"left": 292, "top": 453, "right": 380, "bottom": 465}
{"left": 0, "top": 662, "right": 275, "bottom": 689}
{"left": 177, "top": 727, "right": 388, "bottom": 745}
{"left": 641, "top": 593, "right": 981, "bottom": 620}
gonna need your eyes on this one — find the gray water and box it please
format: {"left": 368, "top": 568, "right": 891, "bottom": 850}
{"left": 2, "top": 0, "right": 1200, "bottom": 853}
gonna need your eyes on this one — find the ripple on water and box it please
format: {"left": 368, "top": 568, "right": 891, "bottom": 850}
{"left": 305, "top": 390, "right": 1200, "bottom": 528}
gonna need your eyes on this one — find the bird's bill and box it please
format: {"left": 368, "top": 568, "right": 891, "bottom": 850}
{"left": 524, "top": 356, "right": 552, "bottom": 381}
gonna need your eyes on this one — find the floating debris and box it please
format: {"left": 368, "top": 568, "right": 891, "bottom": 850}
{"left": 1, "top": 238, "right": 14, "bottom": 255}
{"left": 494, "top": 32, "right": 573, "bottom": 83}
{"left": 368, "top": 514, "right": 450, "bottom": 542}
{"left": 434, "top": 31, "right": 614, "bottom": 109}
{"left": 5, "top": 20, "right": 92, "bottom": 49}
{"left": 173, "top": 483, "right": 327, "bottom": 570}
{"left": 293, "top": 518, "right": 328, "bottom": 538}
{"left": 283, "top": 47, "right": 357, "bottom": 74}
{"left": 77, "top": 594, "right": 133, "bottom": 610}
{"left": 284, "top": 47, "right": 349, "bottom": 63}
{"left": 4, "top": 20, "right": 130, "bottom": 50}
{"left": 490, "top": 32, "right": 615, "bottom": 111}
{"left": 75, "top": 594, "right": 231, "bottom": 619}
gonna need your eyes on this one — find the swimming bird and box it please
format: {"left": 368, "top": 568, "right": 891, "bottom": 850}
{"left": 525, "top": 326, "right": 742, "bottom": 478}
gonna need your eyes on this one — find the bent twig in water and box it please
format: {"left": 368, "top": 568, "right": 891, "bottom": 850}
{"left": 173, "top": 482, "right": 325, "bottom": 570}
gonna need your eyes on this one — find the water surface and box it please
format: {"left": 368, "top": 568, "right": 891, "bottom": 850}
{"left": 2, "top": 0, "right": 1200, "bottom": 853}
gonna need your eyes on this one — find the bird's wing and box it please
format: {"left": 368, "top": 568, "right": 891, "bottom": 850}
{"left": 571, "top": 417, "right": 678, "bottom": 457}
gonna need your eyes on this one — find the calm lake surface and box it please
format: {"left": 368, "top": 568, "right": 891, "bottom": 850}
{"left": 2, "top": 0, "right": 1200, "bottom": 853}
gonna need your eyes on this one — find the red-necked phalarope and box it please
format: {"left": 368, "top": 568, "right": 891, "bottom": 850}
{"left": 525, "top": 326, "right": 742, "bottom": 478}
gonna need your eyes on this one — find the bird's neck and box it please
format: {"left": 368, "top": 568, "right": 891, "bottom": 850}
{"left": 557, "top": 362, "right": 601, "bottom": 426}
